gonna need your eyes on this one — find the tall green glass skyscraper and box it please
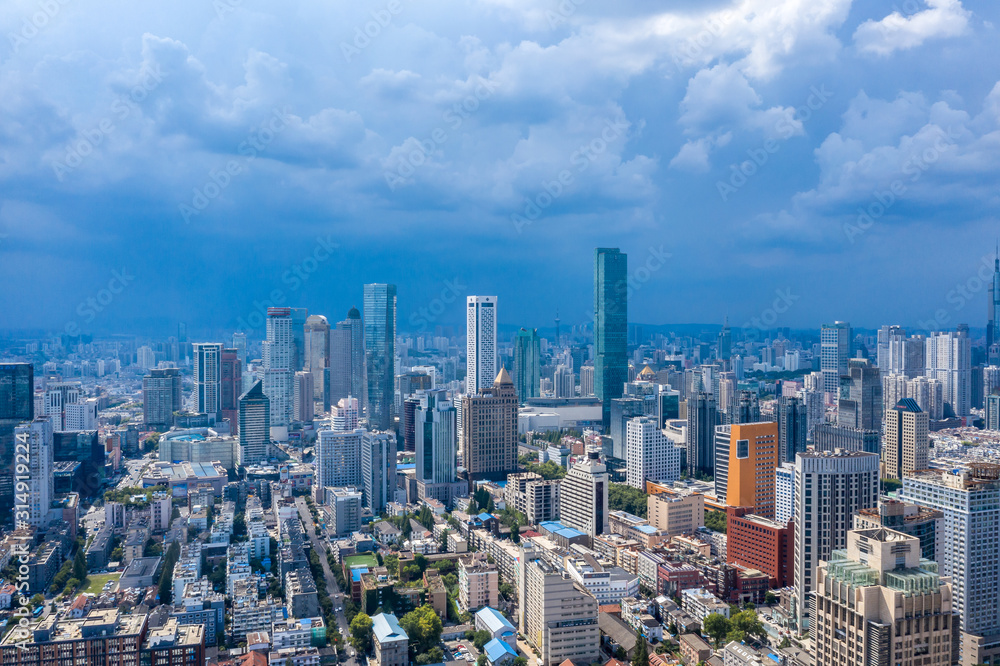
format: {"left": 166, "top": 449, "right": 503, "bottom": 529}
{"left": 364, "top": 283, "right": 397, "bottom": 431}
{"left": 594, "top": 248, "right": 628, "bottom": 429}
{"left": 513, "top": 328, "right": 541, "bottom": 403}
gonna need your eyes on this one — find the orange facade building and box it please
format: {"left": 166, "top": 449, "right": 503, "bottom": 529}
{"left": 723, "top": 422, "right": 779, "bottom": 519}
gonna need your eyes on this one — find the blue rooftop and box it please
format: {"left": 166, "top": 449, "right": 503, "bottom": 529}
{"left": 351, "top": 567, "right": 369, "bottom": 582}
{"left": 483, "top": 638, "right": 517, "bottom": 664}
{"left": 372, "top": 613, "right": 408, "bottom": 643}
{"left": 477, "top": 512, "right": 494, "bottom": 522}
{"left": 397, "top": 464, "right": 415, "bottom": 471}
{"left": 475, "top": 607, "right": 514, "bottom": 634}
{"left": 636, "top": 525, "right": 659, "bottom": 534}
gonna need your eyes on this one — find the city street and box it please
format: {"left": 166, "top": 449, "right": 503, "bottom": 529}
{"left": 294, "top": 495, "right": 358, "bottom": 666}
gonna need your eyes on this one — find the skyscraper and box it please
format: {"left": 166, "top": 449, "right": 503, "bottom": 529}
{"left": 364, "top": 284, "right": 397, "bottom": 431}
{"left": 837, "top": 357, "right": 883, "bottom": 431}
{"left": 559, "top": 450, "right": 609, "bottom": 539}
{"left": 415, "top": 389, "right": 457, "bottom": 486}
{"left": 0, "top": 363, "right": 34, "bottom": 518}
{"left": 777, "top": 395, "right": 807, "bottom": 464}
{"left": 717, "top": 317, "right": 732, "bottom": 361}
{"left": 812, "top": 528, "right": 952, "bottom": 666}
{"left": 314, "top": 428, "right": 363, "bottom": 503}
{"left": 414, "top": 389, "right": 461, "bottom": 506}
{"left": 901, "top": 468, "right": 1000, "bottom": 664}
{"left": 304, "top": 315, "right": 330, "bottom": 406}
{"left": 293, "top": 371, "right": 314, "bottom": 423}
{"left": 513, "top": 328, "right": 541, "bottom": 402}
{"left": 594, "top": 248, "right": 628, "bottom": 429}
{"left": 193, "top": 342, "right": 223, "bottom": 421}
{"left": 142, "top": 368, "right": 182, "bottom": 430}
{"left": 686, "top": 392, "right": 717, "bottom": 477}
{"left": 220, "top": 348, "right": 241, "bottom": 433}
{"left": 361, "top": 430, "right": 397, "bottom": 514}
{"left": 262, "top": 307, "right": 295, "bottom": 429}
{"left": 232, "top": 331, "right": 247, "bottom": 368}
{"left": 330, "top": 307, "right": 366, "bottom": 407}
{"left": 15, "top": 416, "right": 53, "bottom": 529}
{"left": 820, "top": 321, "right": 851, "bottom": 393}
{"left": 466, "top": 296, "right": 498, "bottom": 396}
{"left": 461, "top": 368, "right": 518, "bottom": 482}
{"left": 989, "top": 249, "right": 1000, "bottom": 351}
{"left": 882, "top": 398, "right": 928, "bottom": 480}
{"left": 714, "top": 421, "right": 779, "bottom": 518}
{"left": 290, "top": 307, "right": 309, "bottom": 371}
{"left": 793, "top": 450, "right": 879, "bottom": 632}
{"left": 926, "top": 329, "right": 972, "bottom": 416}
{"left": 625, "top": 416, "right": 681, "bottom": 490}
{"left": 238, "top": 380, "right": 270, "bottom": 465}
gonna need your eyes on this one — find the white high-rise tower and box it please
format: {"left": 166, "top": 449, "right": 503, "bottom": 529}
{"left": 193, "top": 342, "right": 223, "bottom": 420}
{"left": 263, "top": 308, "right": 295, "bottom": 429}
{"left": 466, "top": 296, "right": 498, "bottom": 396}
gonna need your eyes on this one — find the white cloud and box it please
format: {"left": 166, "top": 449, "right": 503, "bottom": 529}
{"left": 853, "top": 0, "right": 971, "bottom": 56}
{"left": 670, "top": 64, "right": 801, "bottom": 171}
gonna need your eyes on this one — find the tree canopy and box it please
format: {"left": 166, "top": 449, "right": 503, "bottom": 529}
{"left": 400, "top": 605, "right": 443, "bottom": 654}
{"left": 609, "top": 483, "right": 648, "bottom": 518}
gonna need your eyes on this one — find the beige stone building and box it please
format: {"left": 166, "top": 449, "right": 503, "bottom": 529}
{"left": 647, "top": 491, "right": 705, "bottom": 537}
{"left": 812, "top": 528, "right": 952, "bottom": 666}
{"left": 519, "top": 557, "right": 600, "bottom": 666}
{"left": 461, "top": 369, "right": 518, "bottom": 481}
{"left": 882, "top": 398, "right": 929, "bottom": 480}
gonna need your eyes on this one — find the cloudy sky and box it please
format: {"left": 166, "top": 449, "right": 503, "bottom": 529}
{"left": 1, "top": 0, "right": 998, "bottom": 338}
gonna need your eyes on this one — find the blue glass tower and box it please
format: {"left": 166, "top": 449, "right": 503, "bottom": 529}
{"left": 364, "top": 283, "right": 397, "bottom": 431}
{"left": 594, "top": 248, "right": 628, "bottom": 429}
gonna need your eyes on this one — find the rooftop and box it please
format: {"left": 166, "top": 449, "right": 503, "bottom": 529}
{"left": 476, "top": 607, "right": 514, "bottom": 634}
{"left": 372, "top": 613, "right": 408, "bottom": 643}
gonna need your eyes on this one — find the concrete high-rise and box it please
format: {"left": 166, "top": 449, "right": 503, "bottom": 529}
{"left": 304, "top": 315, "right": 330, "bottom": 406}
{"left": 559, "top": 450, "right": 609, "bottom": 539}
{"left": 926, "top": 330, "right": 972, "bottom": 416}
{"left": 513, "top": 328, "right": 541, "bottom": 403}
{"left": 193, "top": 343, "right": 223, "bottom": 421}
{"left": 330, "top": 307, "right": 366, "bottom": 407}
{"left": 262, "top": 308, "right": 295, "bottom": 429}
{"left": 594, "top": 248, "right": 628, "bottom": 429}
{"left": 221, "top": 348, "right": 241, "bottom": 433}
{"left": 715, "top": 422, "right": 779, "bottom": 519}
{"left": 361, "top": 430, "right": 397, "bottom": 514}
{"left": 820, "top": 321, "right": 851, "bottom": 393}
{"left": 882, "top": 398, "right": 928, "bottom": 480}
{"left": 519, "top": 556, "right": 600, "bottom": 666}
{"left": 143, "top": 368, "right": 182, "bottom": 430}
{"left": 460, "top": 368, "right": 518, "bottom": 482}
{"left": 313, "top": 428, "right": 363, "bottom": 503}
{"left": 812, "top": 528, "right": 952, "bottom": 666}
{"left": 293, "top": 371, "right": 314, "bottom": 423}
{"left": 793, "top": 450, "right": 879, "bottom": 632}
{"left": 625, "top": 416, "right": 681, "bottom": 490}
{"left": 686, "top": 392, "right": 716, "bottom": 477}
{"left": 466, "top": 296, "right": 497, "bottom": 396}
{"left": 238, "top": 380, "right": 270, "bottom": 465}
{"left": 364, "top": 285, "right": 397, "bottom": 431}
{"left": 14, "top": 416, "right": 53, "bottom": 529}
{"left": 901, "top": 467, "right": 1000, "bottom": 661}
